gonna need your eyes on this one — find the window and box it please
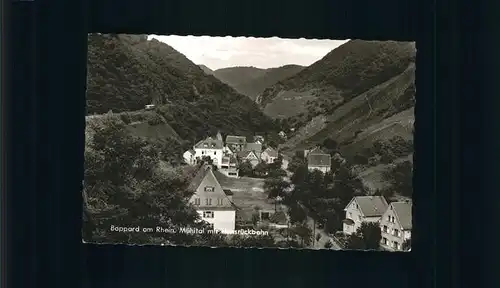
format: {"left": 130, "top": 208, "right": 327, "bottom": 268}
{"left": 358, "top": 215, "right": 363, "bottom": 221}
{"left": 383, "top": 225, "right": 388, "bottom": 233}
{"left": 396, "top": 242, "right": 401, "bottom": 250}
{"left": 348, "top": 212, "right": 352, "bottom": 218}
{"left": 217, "top": 198, "right": 224, "bottom": 205}
{"left": 394, "top": 229, "right": 400, "bottom": 237}
{"left": 228, "top": 172, "right": 237, "bottom": 176}
{"left": 382, "top": 237, "right": 388, "bottom": 245}
{"left": 194, "top": 198, "right": 200, "bottom": 205}
{"left": 214, "top": 151, "right": 217, "bottom": 155}
{"left": 203, "top": 211, "right": 214, "bottom": 218}
{"left": 204, "top": 186, "right": 214, "bottom": 192}
{"left": 202, "top": 151, "right": 205, "bottom": 155}
{"left": 203, "top": 143, "right": 208, "bottom": 147}
{"left": 205, "top": 198, "right": 212, "bottom": 205}
{"left": 392, "top": 241, "right": 398, "bottom": 249}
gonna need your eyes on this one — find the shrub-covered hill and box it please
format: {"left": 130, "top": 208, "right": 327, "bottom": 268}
{"left": 213, "top": 65, "right": 304, "bottom": 101}
{"left": 86, "top": 34, "right": 277, "bottom": 142}
{"left": 258, "top": 40, "right": 415, "bottom": 119}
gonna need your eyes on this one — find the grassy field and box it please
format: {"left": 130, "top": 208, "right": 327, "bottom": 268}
{"left": 215, "top": 174, "right": 275, "bottom": 220}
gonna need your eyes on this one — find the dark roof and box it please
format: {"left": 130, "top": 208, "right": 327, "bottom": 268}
{"left": 354, "top": 196, "right": 389, "bottom": 217}
{"left": 307, "top": 153, "right": 331, "bottom": 167}
{"left": 237, "top": 150, "right": 253, "bottom": 159}
{"left": 226, "top": 135, "right": 247, "bottom": 144}
{"left": 188, "top": 165, "right": 235, "bottom": 210}
{"left": 223, "top": 189, "right": 233, "bottom": 196}
{"left": 391, "top": 201, "right": 412, "bottom": 230}
{"left": 263, "top": 147, "right": 278, "bottom": 158}
{"left": 187, "top": 165, "right": 211, "bottom": 192}
{"left": 245, "top": 142, "right": 262, "bottom": 153}
{"left": 194, "top": 137, "right": 223, "bottom": 149}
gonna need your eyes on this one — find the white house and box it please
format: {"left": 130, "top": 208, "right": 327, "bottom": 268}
{"left": 188, "top": 165, "right": 237, "bottom": 233}
{"left": 261, "top": 147, "right": 279, "bottom": 164}
{"left": 183, "top": 149, "right": 196, "bottom": 165}
{"left": 379, "top": 200, "right": 412, "bottom": 251}
{"left": 225, "top": 135, "right": 247, "bottom": 152}
{"left": 193, "top": 136, "right": 224, "bottom": 168}
{"left": 342, "top": 196, "right": 389, "bottom": 235}
{"left": 237, "top": 150, "right": 260, "bottom": 168}
{"left": 220, "top": 156, "right": 239, "bottom": 178}
{"left": 307, "top": 153, "right": 331, "bottom": 173}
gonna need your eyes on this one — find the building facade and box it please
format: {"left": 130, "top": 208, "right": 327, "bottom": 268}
{"left": 188, "top": 165, "right": 237, "bottom": 233}
{"left": 193, "top": 137, "right": 224, "bottom": 168}
{"left": 343, "top": 196, "right": 389, "bottom": 235}
{"left": 379, "top": 201, "right": 412, "bottom": 251}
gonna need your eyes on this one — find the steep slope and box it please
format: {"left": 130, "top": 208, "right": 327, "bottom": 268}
{"left": 282, "top": 63, "right": 415, "bottom": 155}
{"left": 86, "top": 34, "right": 277, "bottom": 143}
{"left": 213, "top": 66, "right": 267, "bottom": 89}
{"left": 234, "top": 65, "right": 305, "bottom": 100}
{"left": 198, "top": 64, "right": 214, "bottom": 75}
{"left": 258, "top": 40, "right": 416, "bottom": 119}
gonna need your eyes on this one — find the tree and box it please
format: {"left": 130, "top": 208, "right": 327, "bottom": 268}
{"left": 287, "top": 203, "right": 308, "bottom": 224}
{"left": 402, "top": 238, "right": 411, "bottom": 251}
{"left": 290, "top": 224, "right": 313, "bottom": 246}
{"left": 238, "top": 161, "right": 253, "bottom": 177}
{"left": 384, "top": 161, "right": 413, "bottom": 197}
{"left": 346, "top": 222, "right": 382, "bottom": 250}
{"left": 287, "top": 153, "right": 306, "bottom": 173}
{"left": 84, "top": 116, "right": 205, "bottom": 245}
{"left": 290, "top": 165, "right": 309, "bottom": 186}
{"left": 253, "top": 162, "right": 269, "bottom": 177}
{"left": 264, "top": 177, "right": 290, "bottom": 211}
{"left": 331, "top": 166, "right": 366, "bottom": 206}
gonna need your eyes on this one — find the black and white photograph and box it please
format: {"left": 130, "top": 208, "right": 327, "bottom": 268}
{"left": 83, "top": 33, "right": 415, "bottom": 251}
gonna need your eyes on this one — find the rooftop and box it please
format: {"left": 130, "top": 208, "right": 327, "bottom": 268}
{"left": 226, "top": 135, "right": 247, "bottom": 144}
{"left": 307, "top": 153, "right": 331, "bottom": 167}
{"left": 352, "top": 196, "right": 389, "bottom": 217}
{"left": 391, "top": 201, "right": 412, "bottom": 230}
{"left": 194, "top": 137, "right": 224, "bottom": 150}
{"left": 245, "top": 142, "right": 263, "bottom": 153}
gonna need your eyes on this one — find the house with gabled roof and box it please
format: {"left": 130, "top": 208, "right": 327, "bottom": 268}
{"left": 307, "top": 152, "right": 331, "bottom": 173}
{"left": 261, "top": 147, "right": 279, "bottom": 164}
{"left": 379, "top": 200, "right": 412, "bottom": 251}
{"left": 342, "top": 196, "right": 389, "bottom": 235}
{"left": 237, "top": 150, "right": 260, "bottom": 168}
{"left": 192, "top": 136, "right": 224, "bottom": 168}
{"left": 253, "top": 135, "right": 265, "bottom": 144}
{"left": 245, "top": 142, "right": 262, "bottom": 156}
{"left": 188, "top": 165, "right": 237, "bottom": 233}
{"left": 225, "top": 135, "right": 247, "bottom": 152}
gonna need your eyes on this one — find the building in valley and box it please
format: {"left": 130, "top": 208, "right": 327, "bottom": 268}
{"left": 342, "top": 196, "right": 389, "bottom": 235}
{"left": 379, "top": 200, "right": 412, "bottom": 251}
{"left": 219, "top": 155, "right": 239, "bottom": 178}
{"left": 261, "top": 147, "right": 279, "bottom": 164}
{"left": 306, "top": 149, "right": 332, "bottom": 173}
{"left": 225, "top": 135, "right": 247, "bottom": 152}
{"left": 183, "top": 149, "right": 196, "bottom": 165}
{"left": 237, "top": 150, "right": 261, "bottom": 168}
{"left": 188, "top": 165, "right": 237, "bottom": 233}
{"left": 245, "top": 142, "right": 263, "bottom": 158}
{"left": 192, "top": 136, "right": 224, "bottom": 168}
{"left": 253, "top": 135, "right": 265, "bottom": 144}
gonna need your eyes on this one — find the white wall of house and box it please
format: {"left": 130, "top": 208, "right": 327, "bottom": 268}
{"left": 308, "top": 166, "right": 331, "bottom": 173}
{"left": 379, "top": 208, "right": 407, "bottom": 251}
{"left": 183, "top": 151, "right": 195, "bottom": 165}
{"left": 194, "top": 148, "right": 223, "bottom": 168}
{"left": 220, "top": 169, "right": 239, "bottom": 178}
{"left": 197, "top": 210, "right": 236, "bottom": 233}
{"left": 343, "top": 200, "right": 382, "bottom": 235}
{"left": 261, "top": 152, "right": 277, "bottom": 164}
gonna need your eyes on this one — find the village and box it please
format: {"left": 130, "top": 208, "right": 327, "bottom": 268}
{"left": 182, "top": 132, "right": 412, "bottom": 251}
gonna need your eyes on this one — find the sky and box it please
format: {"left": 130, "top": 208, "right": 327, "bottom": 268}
{"left": 149, "top": 35, "right": 349, "bottom": 71}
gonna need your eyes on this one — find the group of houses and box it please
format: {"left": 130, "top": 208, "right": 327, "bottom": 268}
{"left": 342, "top": 196, "right": 412, "bottom": 251}
{"left": 183, "top": 132, "right": 280, "bottom": 178}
